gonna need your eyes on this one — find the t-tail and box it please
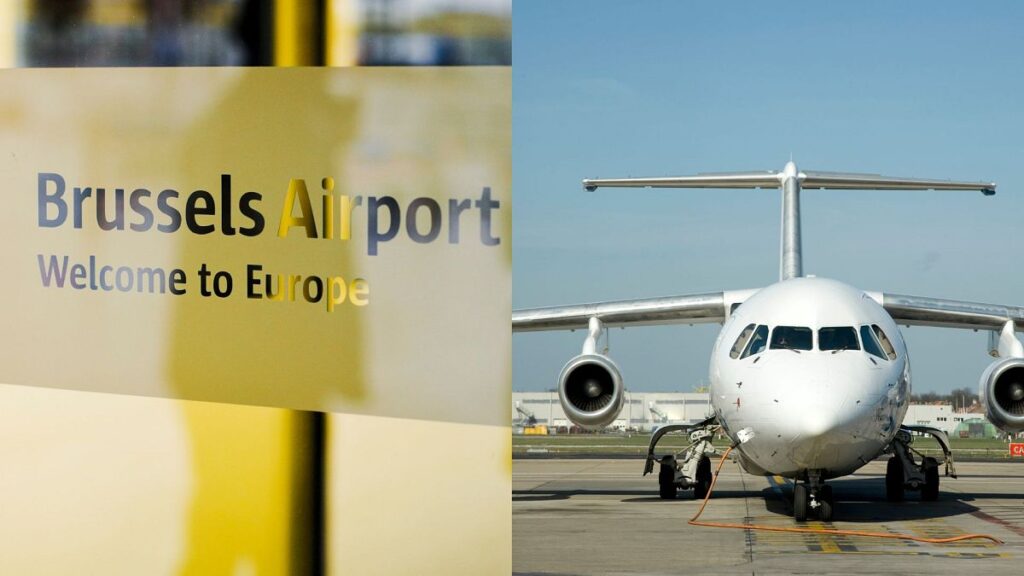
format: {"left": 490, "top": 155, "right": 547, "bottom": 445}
{"left": 582, "top": 161, "right": 996, "bottom": 282}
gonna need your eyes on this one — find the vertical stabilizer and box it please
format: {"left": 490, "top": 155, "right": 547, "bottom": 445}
{"left": 779, "top": 161, "right": 802, "bottom": 281}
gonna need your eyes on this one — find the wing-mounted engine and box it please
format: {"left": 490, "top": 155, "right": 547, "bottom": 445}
{"left": 557, "top": 317, "right": 624, "bottom": 429}
{"left": 559, "top": 353, "right": 624, "bottom": 429}
{"left": 980, "top": 358, "right": 1024, "bottom": 432}
{"left": 980, "top": 321, "right": 1024, "bottom": 433}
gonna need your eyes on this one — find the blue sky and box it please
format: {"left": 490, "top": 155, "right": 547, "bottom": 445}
{"left": 512, "top": 1, "right": 1024, "bottom": 394}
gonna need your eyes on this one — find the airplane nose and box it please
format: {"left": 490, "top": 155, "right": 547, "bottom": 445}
{"left": 786, "top": 392, "right": 879, "bottom": 470}
{"left": 740, "top": 358, "right": 888, "bottom": 474}
{"left": 792, "top": 397, "right": 851, "bottom": 440}
{"left": 801, "top": 409, "right": 836, "bottom": 439}
{"left": 771, "top": 374, "right": 875, "bottom": 457}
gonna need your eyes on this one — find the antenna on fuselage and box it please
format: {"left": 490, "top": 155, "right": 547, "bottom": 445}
{"left": 581, "top": 161, "right": 996, "bottom": 282}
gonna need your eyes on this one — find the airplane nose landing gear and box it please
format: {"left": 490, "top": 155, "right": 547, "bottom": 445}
{"left": 793, "top": 470, "right": 834, "bottom": 522}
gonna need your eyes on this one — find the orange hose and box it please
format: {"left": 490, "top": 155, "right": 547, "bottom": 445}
{"left": 687, "top": 446, "right": 1003, "bottom": 545}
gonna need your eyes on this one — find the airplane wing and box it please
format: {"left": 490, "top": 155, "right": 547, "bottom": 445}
{"left": 512, "top": 289, "right": 757, "bottom": 332}
{"left": 513, "top": 289, "right": 1024, "bottom": 332}
{"left": 868, "top": 292, "right": 1024, "bottom": 331}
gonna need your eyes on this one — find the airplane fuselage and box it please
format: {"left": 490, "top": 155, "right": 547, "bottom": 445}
{"left": 709, "top": 277, "right": 910, "bottom": 480}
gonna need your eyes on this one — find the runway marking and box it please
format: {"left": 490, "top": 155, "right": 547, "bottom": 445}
{"left": 759, "top": 549, "right": 1008, "bottom": 558}
{"left": 514, "top": 460, "right": 1024, "bottom": 573}
{"left": 761, "top": 474, "right": 1009, "bottom": 550}
{"left": 766, "top": 475, "right": 789, "bottom": 500}
{"left": 970, "top": 509, "right": 1024, "bottom": 538}
{"left": 524, "top": 461, "right": 609, "bottom": 492}
{"left": 745, "top": 477, "right": 1003, "bottom": 557}
{"left": 805, "top": 521, "right": 842, "bottom": 553}
{"left": 906, "top": 519, "right": 1000, "bottom": 548}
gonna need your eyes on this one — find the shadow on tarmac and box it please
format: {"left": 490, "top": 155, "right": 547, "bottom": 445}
{"left": 514, "top": 474, "right": 1020, "bottom": 524}
{"left": 762, "top": 476, "right": 998, "bottom": 522}
{"left": 513, "top": 488, "right": 761, "bottom": 503}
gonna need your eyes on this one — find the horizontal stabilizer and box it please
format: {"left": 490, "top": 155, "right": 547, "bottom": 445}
{"left": 583, "top": 171, "right": 781, "bottom": 191}
{"left": 801, "top": 171, "right": 995, "bottom": 194}
{"left": 583, "top": 169, "right": 996, "bottom": 195}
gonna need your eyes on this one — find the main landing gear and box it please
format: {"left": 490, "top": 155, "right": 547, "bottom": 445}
{"left": 792, "top": 470, "right": 834, "bottom": 522}
{"left": 644, "top": 417, "right": 717, "bottom": 500}
{"left": 885, "top": 426, "right": 956, "bottom": 502}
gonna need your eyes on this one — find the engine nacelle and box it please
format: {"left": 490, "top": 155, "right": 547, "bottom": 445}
{"left": 980, "top": 357, "right": 1024, "bottom": 433}
{"left": 557, "top": 353, "right": 625, "bottom": 430}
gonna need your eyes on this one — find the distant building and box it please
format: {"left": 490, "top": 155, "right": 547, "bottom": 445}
{"left": 511, "top": 391, "right": 713, "bottom": 432}
{"left": 951, "top": 418, "right": 1001, "bottom": 439}
{"left": 904, "top": 403, "right": 958, "bottom": 435}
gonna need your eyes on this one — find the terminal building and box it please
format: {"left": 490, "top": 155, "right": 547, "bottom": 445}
{"left": 513, "top": 391, "right": 998, "bottom": 437}
{"left": 514, "top": 391, "right": 713, "bottom": 433}
{"left": 903, "top": 403, "right": 962, "bottom": 435}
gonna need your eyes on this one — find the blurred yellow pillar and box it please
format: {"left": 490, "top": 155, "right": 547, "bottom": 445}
{"left": 0, "top": 0, "right": 22, "bottom": 67}
{"left": 177, "top": 404, "right": 315, "bottom": 575}
{"left": 275, "top": 0, "right": 320, "bottom": 66}
{"left": 0, "top": 386, "right": 313, "bottom": 575}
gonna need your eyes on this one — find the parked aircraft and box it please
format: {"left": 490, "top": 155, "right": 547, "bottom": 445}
{"left": 512, "top": 161, "right": 1024, "bottom": 521}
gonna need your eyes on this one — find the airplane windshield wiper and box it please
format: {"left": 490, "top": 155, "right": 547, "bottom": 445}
{"left": 785, "top": 347, "right": 801, "bottom": 354}
{"left": 831, "top": 346, "right": 849, "bottom": 354}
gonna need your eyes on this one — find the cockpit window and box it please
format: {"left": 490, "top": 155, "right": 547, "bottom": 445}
{"left": 740, "top": 325, "right": 769, "bottom": 358}
{"left": 818, "top": 326, "right": 860, "bottom": 352}
{"left": 770, "top": 326, "right": 813, "bottom": 351}
{"left": 860, "top": 325, "right": 887, "bottom": 360}
{"left": 729, "top": 324, "right": 756, "bottom": 359}
{"left": 872, "top": 325, "right": 897, "bottom": 360}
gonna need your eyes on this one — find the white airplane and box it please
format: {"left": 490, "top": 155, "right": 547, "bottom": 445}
{"left": 512, "top": 161, "right": 1024, "bottom": 522}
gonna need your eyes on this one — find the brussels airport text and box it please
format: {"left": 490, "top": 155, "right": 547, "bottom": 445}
{"left": 34, "top": 172, "right": 502, "bottom": 311}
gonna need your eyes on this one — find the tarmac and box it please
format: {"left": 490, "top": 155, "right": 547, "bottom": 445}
{"left": 513, "top": 458, "right": 1024, "bottom": 575}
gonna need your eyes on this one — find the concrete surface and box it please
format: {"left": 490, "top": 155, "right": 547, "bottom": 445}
{"left": 513, "top": 458, "right": 1024, "bottom": 575}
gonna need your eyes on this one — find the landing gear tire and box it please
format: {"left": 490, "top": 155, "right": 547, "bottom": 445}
{"left": 793, "top": 483, "right": 809, "bottom": 522}
{"left": 886, "top": 456, "right": 905, "bottom": 502}
{"left": 693, "top": 456, "right": 712, "bottom": 500}
{"left": 658, "top": 462, "right": 677, "bottom": 500}
{"left": 922, "top": 457, "right": 940, "bottom": 501}
{"left": 818, "top": 485, "right": 834, "bottom": 522}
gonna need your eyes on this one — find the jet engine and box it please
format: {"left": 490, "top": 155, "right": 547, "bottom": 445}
{"left": 979, "top": 357, "right": 1024, "bottom": 433}
{"left": 558, "top": 353, "right": 624, "bottom": 429}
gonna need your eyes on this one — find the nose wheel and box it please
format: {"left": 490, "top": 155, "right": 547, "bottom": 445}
{"left": 793, "top": 484, "right": 808, "bottom": 521}
{"left": 818, "top": 485, "right": 834, "bottom": 522}
{"left": 792, "top": 472, "right": 834, "bottom": 522}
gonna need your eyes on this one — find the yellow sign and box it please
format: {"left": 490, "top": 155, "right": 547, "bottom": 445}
{"left": 0, "top": 68, "right": 510, "bottom": 426}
